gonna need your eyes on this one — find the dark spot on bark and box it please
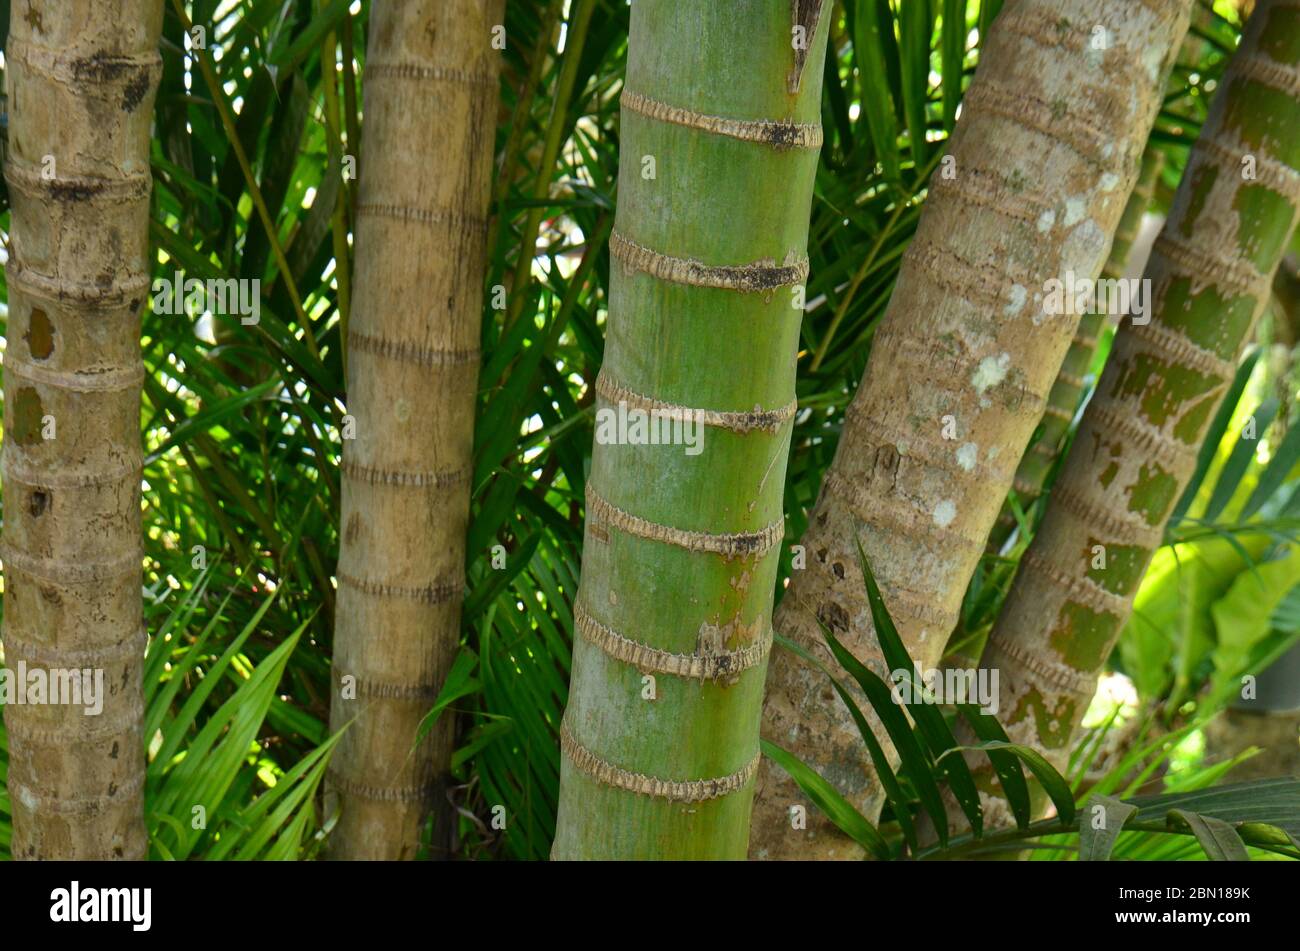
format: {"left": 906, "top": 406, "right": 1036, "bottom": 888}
{"left": 817, "top": 600, "right": 850, "bottom": 633}
{"left": 11, "top": 387, "right": 46, "bottom": 445}
{"left": 29, "top": 490, "right": 49, "bottom": 517}
{"left": 760, "top": 122, "right": 811, "bottom": 149}
{"left": 730, "top": 532, "right": 766, "bottom": 555}
{"left": 49, "top": 179, "right": 105, "bottom": 202}
{"left": 817, "top": 511, "right": 828, "bottom": 528}
{"left": 26, "top": 307, "right": 55, "bottom": 359}
{"left": 72, "top": 54, "right": 136, "bottom": 83}
{"left": 344, "top": 513, "right": 363, "bottom": 544}
{"left": 110, "top": 741, "right": 120, "bottom": 759}
{"left": 40, "top": 585, "right": 62, "bottom": 605}
{"left": 108, "top": 782, "right": 119, "bottom": 797}
{"left": 873, "top": 445, "right": 901, "bottom": 485}
{"left": 23, "top": 3, "right": 44, "bottom": 34}
{"left": 832, "top": 561, "right": 845, "bottom": 580}
{"left": 122, "top": 71, "right": 151, "bottom": 111}
{"left": 714, "top": 261, "right": 805, "bottom": 292}
{"left": 113, "top": 846, "right": 124, "bottom": 857}
{"left": 788, "top": 1, "right": 827, "bottom": 93}
{"left": 816, "top": 547, "right": 828, "bottom": 562}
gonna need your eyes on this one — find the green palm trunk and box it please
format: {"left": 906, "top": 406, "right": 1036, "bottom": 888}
{"left": 551, "top": 0, "right": 830, "bottom": 860}
{"left": 979, "top": 0, "right": 1300, "bottom": 805}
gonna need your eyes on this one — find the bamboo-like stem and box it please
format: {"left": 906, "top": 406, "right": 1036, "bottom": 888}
{"left": 751, "top": 0, "right": 1195, "bottom": 860}
{"left": 551, "top": 0, "right": 831, "bottom": 860}
{"left": 1, "top": 0, "right": 162, "bottom": 859}
{"left": 326, "top": 0, "right": 504, "bottom": 860}
{"left": 969, "top": 0, "right": 1300, "bottom": 828}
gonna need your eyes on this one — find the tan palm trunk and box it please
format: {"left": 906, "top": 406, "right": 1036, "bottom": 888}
{"left": 751, "top": 0, "right": 1194, "bottom": 860}
{"left": 987, "top": 150, "right": 1166, "bottom": 551}
{"left": 1, "top": 0, "right": 161, "bottom": 860}
{"left": 326, "top": 0, "right": 503, "bottom": 860}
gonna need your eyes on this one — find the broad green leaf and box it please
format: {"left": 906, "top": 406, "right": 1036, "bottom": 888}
{"left": 958, "top": 704, "right": 1031, "bottom": 830}
{"left": 1210, "top": 545, "right": 1300, "bottom": 697}
{"left": 1121, "top": 535, "right": 1269, "bottom": 700}
{"left": 1168, "top": 810, "right": 1250, "bottom": 861}
{"left": 1079, "top": 793, "right": 1138, "bottom": 861}
{"left": 1131, "top": 778, "right": 1300, "bottom": 847}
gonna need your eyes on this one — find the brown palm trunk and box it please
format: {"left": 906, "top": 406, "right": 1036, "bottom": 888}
{"left": 1, "top": 0, "right": 162, "bottom": 860}
{"left": 751, "top": 0, "right": 1194, "bottom": 860}
{"left": 326, "top": 0, "right": 504, "bottom": 860}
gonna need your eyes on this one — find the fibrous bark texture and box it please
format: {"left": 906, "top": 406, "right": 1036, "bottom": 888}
{"left": 551, "top": 0, "right": 829, "bottom": 860}
{"left": 327, "top": 0, "right": 503, "bottom": 860}
{"left": 1, "top": 0, "right": 161, "bottom": 861}
{"left": 975, "top": 0, "right": 1300, "bottom": 816}
{"left": 752, "top": 0, "right": 1194, "bottom": 860}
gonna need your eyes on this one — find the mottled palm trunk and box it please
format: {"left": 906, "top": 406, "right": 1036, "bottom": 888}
{"left": 327, "top": 0, "right": 503, "bottom": 860}
{"left": 551, "top": 0, "right": 830, "bottom": 860}
{"left": 988, "top": 151, "right": 1166, "bottom": 551}
{"left": 751, "top": 0, "right": 1193, "bottom": 860}
{"left": 1, "top": 0, "right": 161, "bottom": 860}
{"left": 974, "top": 0, "right": 1300, "bottom": 818}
